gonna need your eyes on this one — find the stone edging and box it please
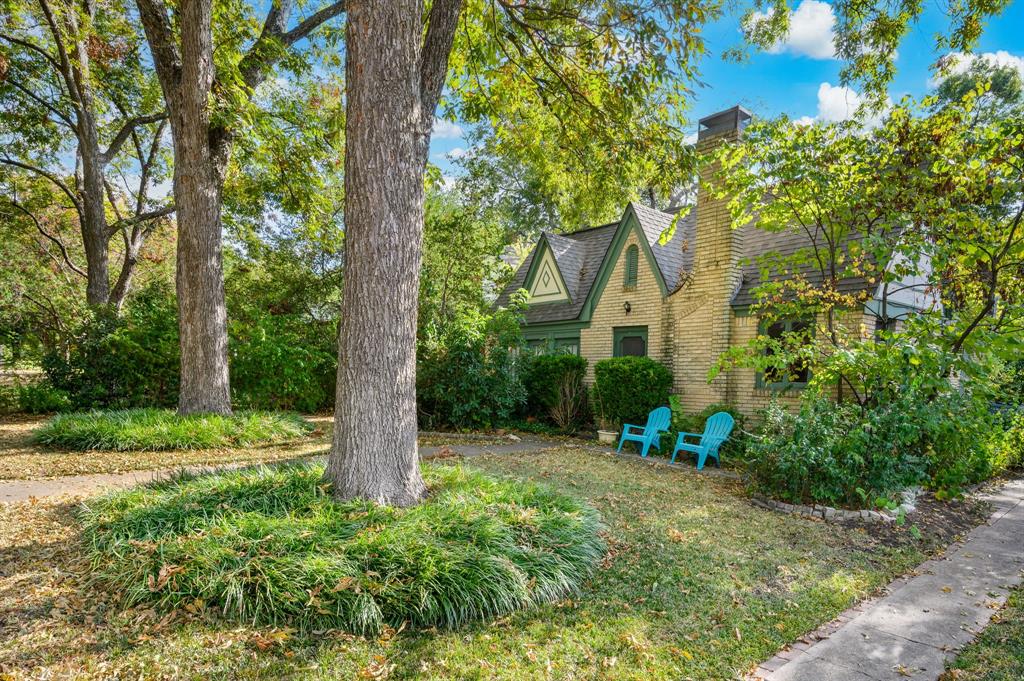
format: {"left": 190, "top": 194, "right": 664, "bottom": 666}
{"left": 751, "top": 487, "right": 920, "bottom": 523}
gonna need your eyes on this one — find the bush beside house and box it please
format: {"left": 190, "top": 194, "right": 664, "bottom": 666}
{"left": 592, "top": 357, "right": 673, "bottom": 429}
{"left": 520, "top": 354, "right": 589, "bottom": 431}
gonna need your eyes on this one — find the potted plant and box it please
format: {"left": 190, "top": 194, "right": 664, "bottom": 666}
{"left": 592, "top": 387, "right": 618, "bottom": 445}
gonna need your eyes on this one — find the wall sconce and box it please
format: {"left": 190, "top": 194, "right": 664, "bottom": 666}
{"left": 623, "top": 301, "right": 632, "bottom": 314}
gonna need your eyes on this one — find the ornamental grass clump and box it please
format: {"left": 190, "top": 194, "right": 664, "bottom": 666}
{"left": 33, "top": 408, "right": 313, "bottom": 451}
{"left": 80, "top": 463, "right": 605, "bottom": 634}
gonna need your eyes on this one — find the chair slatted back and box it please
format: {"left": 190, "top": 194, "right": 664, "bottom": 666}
{"left": 702, "top": 412, "right": 734, "bottom": 445}
{"left": 645, "top": 407, "right": 672, "bottom": 434}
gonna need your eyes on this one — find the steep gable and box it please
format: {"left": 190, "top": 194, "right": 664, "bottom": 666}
{"left": 526, "top": 240, "right": 571, "bottom": 304}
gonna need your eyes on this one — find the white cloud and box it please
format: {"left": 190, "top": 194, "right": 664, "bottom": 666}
{"left": 797, "top": 82, "right": 890, "bottom": 127}
{"left": 929, "top": 51, "right": 1024, "bottom": 88}
{"left": 753, "top": 0, "right": 836, "bottom": 60}
{"left": 445, "top": 146, "right": 468, "bottom": 160}
{"left": 432, "top": 118, "right": 464, "bottom": 140}
{"left": 816, "top": 82, "right": 864, "bottom": 122}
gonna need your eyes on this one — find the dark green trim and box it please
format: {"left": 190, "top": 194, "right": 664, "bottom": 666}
{"left": 624, "top": 244, "right": 639, "bottom": 287}
{"left": 522, "top": 320, "right": 588, "bottom": 335}
{"left": 754, "top": 317, "right": 812, "bottom": 391}
{"left": 612, "top": 325, "right": 649, "bottom": 357}
{"left": 522, "top": 235, "right": 572, "bottom": 304}
{"left": 524, "top": 328, "right": 582, "bottom": 355}
{"left": 580, "top": 205, "right": 668, "bottom": 322}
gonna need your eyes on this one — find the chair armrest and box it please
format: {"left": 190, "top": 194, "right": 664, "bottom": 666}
{"left": 676, "top": 431, "right": 703, "bottom": 440}
{"left": 622, "top": 424, "right": 642, "bottom": 434}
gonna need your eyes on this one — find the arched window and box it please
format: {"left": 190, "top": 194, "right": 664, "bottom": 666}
{"left": 624, "top": 244, "right": 639, "bottom": 288}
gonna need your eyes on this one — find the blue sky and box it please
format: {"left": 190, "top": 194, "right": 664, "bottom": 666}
{"left": 429, "top": 0, "right": 1024, "bottom": 171}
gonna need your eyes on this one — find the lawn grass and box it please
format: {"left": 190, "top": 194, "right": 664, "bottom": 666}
{"left": 80, "top": 462, "right": 605, "bottom": 635}
{"left": 0, "top": 448, "right": 938, "bottom": 679}
{"left": 0, "top": 416, "right": 521, "bottom": 480}
{"left": 32, "top": 408, "right": 315, "bottom": 452}
{"left": 944, "top": 586, "right": 1024, "bottom": 680}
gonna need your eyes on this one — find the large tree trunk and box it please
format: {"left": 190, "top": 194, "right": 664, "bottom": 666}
{"left": 325, "top": 0, "right": 430, "bottom": 506}
{"left": 169, "top": 0, "right": 232, "bottom": 415}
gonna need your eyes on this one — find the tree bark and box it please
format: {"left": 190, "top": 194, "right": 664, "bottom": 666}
{"left": 168, "top": 0, "right": 232, "bottom": 415}
{"left": 325, "top": 0, "right": 462, "bottom": 506}
{"left": 136, "top": 0, "right": 347, "bottom": 415}
{"left": 325, "top": 0, "right": 427, "bottom": 506}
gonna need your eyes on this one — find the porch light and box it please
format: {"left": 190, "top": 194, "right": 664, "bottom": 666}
{"left": 623, "top": 301, "right": 632, "bottom": 314}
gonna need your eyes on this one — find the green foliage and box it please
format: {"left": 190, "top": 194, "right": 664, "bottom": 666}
{"left": 748, "top": 397, "right": 929, "bottom": 508}
{"left": 417, "top": 301, "right": 528, "bottom": 430}
{"left": 16, "top": 381, "right": 71, "bottom": 414}
{"left": 33, "top": 409, "right": 313, "bottom": 452}
{"left": 80, "top": 462, "right": 605, "bottom": 635}
{"left": 420, "top": 190, "right": 512, "bottom": 329}
{"left": 229, "top": 314, "right": 336, "bottom": 413}
{"left": 747, "top": 342, "right": 1003, "bottom": 507}
{"left": 43, "top": 283, "right": 181, "bottom": 410}
{"left": 521, "top": 354, "right": 589, "bottom": 425}
{"left": 592, "top": 357, "right": 673, "bottom": 429}
{"left": 994, "top": 411, "right": 1024, "bottom": 473}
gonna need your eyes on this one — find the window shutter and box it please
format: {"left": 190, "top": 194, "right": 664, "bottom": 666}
{"left": 625, "top": 245, "right": 638, "bottom": 287}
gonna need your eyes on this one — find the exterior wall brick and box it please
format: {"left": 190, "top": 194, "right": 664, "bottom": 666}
{"left": 667, "top": 128, "right": 744, "bottom": 413}
{"left": 579, "top": 229, "right": 668, "bottom": 380}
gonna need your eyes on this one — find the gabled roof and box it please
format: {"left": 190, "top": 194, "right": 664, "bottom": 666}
{"left": 730, "top": 224, "right": 876, "bottom": 308}
{"left": 494, "top": 223, "right": 618, "bottom": 325}
{"left": 632, "top": 202, "right": 694, "bottom": 294}
{"left": 494, "top": 202, "right": 692, "bottom": 325}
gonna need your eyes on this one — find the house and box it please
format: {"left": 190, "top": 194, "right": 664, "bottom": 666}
{"left": 494, "top": 106, "right": 933, "bottom": 417}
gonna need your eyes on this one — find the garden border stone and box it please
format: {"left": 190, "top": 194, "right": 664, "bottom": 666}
{"left": 751, "top": 487, "right": 921, "bottom": 523}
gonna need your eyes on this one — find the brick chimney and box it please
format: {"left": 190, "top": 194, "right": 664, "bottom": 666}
{"left": 670, "top": 105, "right": 752, "bottom": 411}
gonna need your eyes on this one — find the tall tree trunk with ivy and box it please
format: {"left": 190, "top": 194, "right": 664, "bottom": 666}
{"left": 324, "top": 0, "right": 461, "bottom": 506}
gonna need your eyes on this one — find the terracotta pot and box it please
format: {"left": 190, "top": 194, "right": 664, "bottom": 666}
{"left": 597, "top": 430, "right": 618, "bottom": 445}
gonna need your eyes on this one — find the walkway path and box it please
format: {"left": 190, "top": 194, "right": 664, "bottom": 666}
{"left": 753, "top": 478, "right": 1024, "bottom": 681}
{"left": 0, "top": 438, "right": 556, "bottom": 504}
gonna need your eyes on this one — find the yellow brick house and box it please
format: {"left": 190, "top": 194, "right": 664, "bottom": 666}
{"left": 494, "top": 106, "right": 932, "bottom": 418}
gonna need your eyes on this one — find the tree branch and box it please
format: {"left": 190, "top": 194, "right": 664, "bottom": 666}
{"left": 236, "top": 0, "right": 346, "bottom": 90}
{"left": 101, "top": 112, "right": 168, "bottom": 164}
{"left": 107, "top": 204, "right": 175, "bottom": 237}
{"left": 0, "top": 157, "right": 84, "bottom": 218}
{"left": 4, "top": 76, "right": 76, "bottom": 129}
{"left": 419, "top": 0, "right": 463, "bottom": 151}
{"left": 135, "top": 0, "right": 183, "bottom": 98}
{"left": 0, "top": 32, "right": 62, "bottom": 72}
{"left": 282, "top": 0, "right": 346, "bottom": 45}
{"left": 5, "top": 198, "right": 88, "bottom": 278}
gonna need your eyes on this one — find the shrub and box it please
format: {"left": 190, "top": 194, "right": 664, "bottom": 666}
{"left": 44, "top": 283, "right": 180, "bottom": 410}
{"left": 521, "top": 354, "right": 589, "bottom": 429}
{"left": 417, "top": 306, "right": 526, "bottom": 430}
{"left": 592, "top": 357, "right": 673, "bottom": 429}
{"left": 17, "top": 381, "right": 72, "bottom": 414}
{"left": 229, "top": 313, "right": 336, "bottom": 413}
{"left": 33, "top": 408, "right": 313, "bottom": 451}
{"left": 80, "top": 463, "right": 605, "bottom": 635}
{"left": 993, "top": 411, "right": 1024, "bottom": 473}
{"left": 747, "top": 397, "right": 930, "bottom": 507}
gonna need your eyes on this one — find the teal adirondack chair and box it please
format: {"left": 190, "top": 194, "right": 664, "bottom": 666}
{"left": 617, "top": 407, "right": 671, "bottom": 457}
{"left": 670, "top": 411, "right": 734, "bottom": 469}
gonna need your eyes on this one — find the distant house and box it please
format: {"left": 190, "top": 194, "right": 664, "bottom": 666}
{"left": 494, "top": 106, "right": 933, "bottom": 417}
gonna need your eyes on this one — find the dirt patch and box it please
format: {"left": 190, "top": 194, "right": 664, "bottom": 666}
{"left": 848, "top": 489, "right": 992, "bottom": 552}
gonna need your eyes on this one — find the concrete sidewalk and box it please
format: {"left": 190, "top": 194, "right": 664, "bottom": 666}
{"left": 753, "top": 479, "right": 1024, "bottom": 681}
{"left": 0, "top": 439, "right": 557, "bottom": 504}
